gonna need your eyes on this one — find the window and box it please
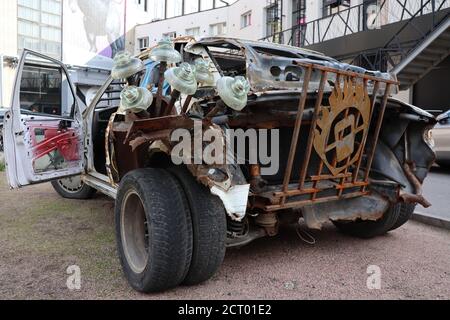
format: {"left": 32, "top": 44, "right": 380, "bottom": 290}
{"left": 184, "top": 0, "right": 199, "bottom": 14}
{"left": 322, "top": 0, "right": 350, "bottom": 17}
{"left": 137, "top": 0, "right": 148, "bottom": 12}
{"left": 138, "top": 37, "right": 149, "bottom": 50}
{"left": 19, "top": 53, "right": 75, "bottom": 118}
{"left": 17, "top": 0, "right": 62, "bottom": 59}
{"left": 166, "top": 0, "right": 183, "bottom": 18}
{"left": 241, "top": 11, "right": 252, "bottom": 28}
{"left": 292, "top": 0, "right": 307, "bottom": 47}
{"left": 266, "top": 2, "right": 282, "bottom": 41}
{"left": 201, "top": 0, "right": 214, "bottom": 11}
{"left": 163, "top": 32, "right": 177, "bottom": 39}
{"left": 186, "top": 27, "right": 200, "bottom": 37}
{"left": 210, "top": 22, "right": 227, "bottom": 36}
{"left": 20, "top": 64, "right": 63, "bottom": 116}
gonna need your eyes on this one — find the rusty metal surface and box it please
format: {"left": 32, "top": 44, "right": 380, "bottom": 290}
{"left": 400, "top": 162, "right": 432, "bottom": 208}
{"left": 302, "top": 193, "right": 389, "bottom": 230}
{"left": 107, "top": 42, "right": 402, "bottom": 219}
{"left": 313, "top": 78, "right": 371, "bottom": 176}
{"left": 264, "top": 63, "right": 397, "bottom": 212}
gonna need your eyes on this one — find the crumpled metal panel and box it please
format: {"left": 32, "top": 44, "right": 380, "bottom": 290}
{"left": 302, "top": 193, "right": 389, "bottom": 230}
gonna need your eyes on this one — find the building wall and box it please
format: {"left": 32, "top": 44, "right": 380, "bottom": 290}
{"left": 134, "top": 0, "right": 273, "bottom": 52}
{"left": 0, "top": 0, "right": 18, "bottom": 107}
{"left": 0, "top": 1, "right": 18, "bottom": 57}
{"left": 0, "top": 0, "right": 153, "bottom": 107}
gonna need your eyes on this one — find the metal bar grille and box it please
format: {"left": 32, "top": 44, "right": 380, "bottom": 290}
{"left": 269, "top": 61, "right": 397, "bottom": 211}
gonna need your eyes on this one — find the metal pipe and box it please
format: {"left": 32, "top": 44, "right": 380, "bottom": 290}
{"left": 400, "top": 162, "right": 432, "bottom": 208}
{"left": 206, "top": 100, "right": 226, "bottom": 119}
{"left": 353, "top": 80, "right": 380, "bottom": 183}
{"left": 164, "top": 90, "right": 181, "bottom": 116}
{"left": 280, "top": 66, "right": 313, "bottom": 205}
{"left": 181, "top": 95, "right": 193, "bottom": 114}
{"left": 154, "top": 61, "right": 167, "bottom": 117}
{"left": 363, "top": 83, "right": 391, "bottom": 190}
{"left": 298, "top": 70, "right": 328, "bottom": 190}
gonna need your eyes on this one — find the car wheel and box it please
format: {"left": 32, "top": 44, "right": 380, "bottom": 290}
{"left": 115, "top": 168, "right": 193, "bottom": 293}
{"left": 333, "top": 203, "right": 401, "bottom": 239}
{"left": 51, "top": 176, "right": 96, "bottom": 199}
{"left": 168, "top": 166, "right": 227, "bottom": 286}
{"left": 390, "top": 203, "right": 416, "bottom": 231}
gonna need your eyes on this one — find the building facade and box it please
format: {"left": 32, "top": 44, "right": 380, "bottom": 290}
{"left": 134, "top": 0, "right": 293, "bottom": 52}
{"left": 134, "top": 0, "right": 449, "bottom": 108}
{"left": 0, "top": 0, "right": 153, "bottom": 108}
{"left": 133, "top": 0, "right": 368, "bottom": 53}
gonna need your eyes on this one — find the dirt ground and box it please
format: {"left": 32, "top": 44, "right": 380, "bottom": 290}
{"left": 0, "top": 172, "right": 449, "bottom": 300}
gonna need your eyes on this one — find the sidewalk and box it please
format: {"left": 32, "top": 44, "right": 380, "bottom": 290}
{"left": 413, "top": 212, "right": 450, "bottom": 230}
{"left": 412, "top": 168, "right": 450, "bottom": 230}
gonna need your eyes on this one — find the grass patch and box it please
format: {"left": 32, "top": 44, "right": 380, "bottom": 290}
{"left": 0, "top": 161, "right": 5, "bottom": 172}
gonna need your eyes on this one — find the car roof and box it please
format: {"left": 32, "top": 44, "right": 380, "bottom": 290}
{"left": 195, "top": 37, "right": 337, "bottom": 61}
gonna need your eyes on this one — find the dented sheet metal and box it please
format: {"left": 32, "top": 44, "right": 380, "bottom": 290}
{"left": 211, "top": 184, "right": 251, "bottom": 221}
{"left": 302, "top": 193, "right": 389, "bottom": 230}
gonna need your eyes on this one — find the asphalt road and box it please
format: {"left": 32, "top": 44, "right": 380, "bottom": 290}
{"left": 420, "top": 166, "right": 450, "bottom": 222}
{"left": 0, "top": 172, "right": 449, "bottom": 300}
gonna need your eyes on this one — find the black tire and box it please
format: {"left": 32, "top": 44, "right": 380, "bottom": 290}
{"left": 115, "top": 168, "right": 193, "bottom": 293}
{"left": 333, "top": 204, "right": 401, "bottom": 239}
{"left": 168, "top": 166, "right": 227, "bottom": 286}
{"left": 51, "top": 176, "right": 96, "bottom": 200}
{"left": 390, "top": 203, "right": 416, "bottom": 231}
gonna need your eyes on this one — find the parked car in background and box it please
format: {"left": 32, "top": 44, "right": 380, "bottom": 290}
{"left": 432, "top": 110, "right": 450, "bottom": 169}
{"left": 0, "top": 107, "right": 7, "bottom": 151}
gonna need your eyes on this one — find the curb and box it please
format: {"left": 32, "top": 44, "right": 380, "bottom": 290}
{"left": 412, "top": 212, "right": 450, "bottom": 230}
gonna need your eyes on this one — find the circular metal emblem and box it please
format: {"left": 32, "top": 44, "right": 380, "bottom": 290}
{"left": 313, "top": 79, "right": 371, "bottom": 176}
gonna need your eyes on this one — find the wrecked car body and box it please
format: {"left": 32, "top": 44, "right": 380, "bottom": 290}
{"left": 3, "top": 37, "right": 437, "bottom": 293}
{"left": 108, "top": 37, "right": 435, "bottom": 230}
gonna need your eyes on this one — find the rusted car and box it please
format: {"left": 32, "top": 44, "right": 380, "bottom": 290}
{"left": 2, "top": 37, "right": 437, "bottom": 293}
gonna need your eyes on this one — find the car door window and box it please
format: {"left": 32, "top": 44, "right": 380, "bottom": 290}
{"left": 19, "top": 53, "right": 75, "bottom": 118}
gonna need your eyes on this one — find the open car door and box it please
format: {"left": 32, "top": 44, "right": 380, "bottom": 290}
{"left": 3, "top": 50, "right": 84, "bottom": 188}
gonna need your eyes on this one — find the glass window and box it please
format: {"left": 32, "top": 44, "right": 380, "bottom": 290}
{"left": 185, "top": 0, "right": 199, "bottom": 14}
{"left": 210, "top": 23, "right": 227, "bottom": 36}
{"left": 200, "top": 0, "right": 214, "bottom": 11}
{"left": 186, "top": 27, "right": 200, "bottom": 36}
{"left": 19, "top": 55, "right": 75, "bottom": 118}
{"left": 266, "top": 3, "right": 282, "bottom": 39}
{"left": 138, "top": 37, "right": 149, "bottom": 50}
{"left": 151, "top": 0, "right": 166, "bottom": 20}
{"left": 322, "top": 0, "right": 350, "bottom": 17}
{"left": 41, "top": 0, "right": 61, "bottom": 15}
{"left": 18, "top": 0, "right": 40, "bottom": 10}
{"left": 41, "top": 12, "right": 61, "bottom": 27}
{"left": 20, "top": 64, "right": 63, "bottom": 116}
{"left": 18, "top": 6, "right": 40, "bottom": 22}
{"left": 166, "top": 0, "right": 183, "bottom": 18}
{"left": 163, "top": 31, "right": 177, "bottom": 39}
{"left": 18, "top": 20, "right": 40, "bottom": 38}
{"left": 241, "top": 11, "right": 252, "bottom": 28}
